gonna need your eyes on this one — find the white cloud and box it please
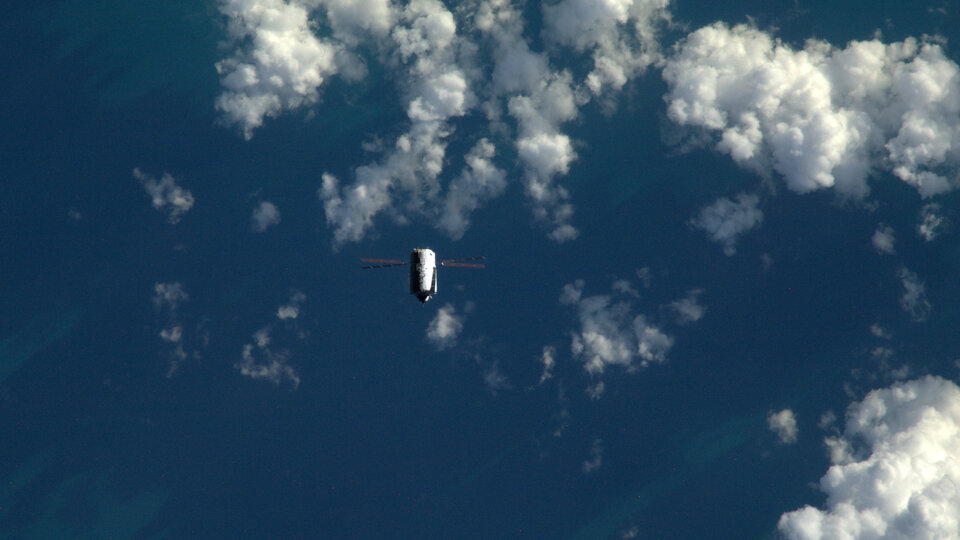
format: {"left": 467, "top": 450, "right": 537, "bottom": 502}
{"left": 277, "top": 290, "right": 306, "bottom": 320}
{"left": 898, "top": 267, "right": 931, "bottom": 322}
{"left": 779, "top": 376, "right": 960, "bottom": 539}
{"left": 543, "top": 0, "right": 671, "bottom": 95}
{"left": 134, "top": 169, "right": 194, "bottom": 224}
{"left": 562, "top": 279, "right": 673, "bottom": 397}
{"left": 768, "top": 409, "right": 799, "bottom": 444}
{"left": 582, "top": 436, "right": 604, "bottom": 474}
{"left": 252, "top": 201, "right": 281, "bottom": 232}
{"left": 663, "top": 24, "right": 960, "bottom": 198}
{"left": 539, "top": 345, "right": 557, "bottom": 385}
{"left": 153, "top": 282, "right": 189, "bottom": 311}
{"left": 483, "top": 361, "right": 511, "bottom": 392}
{"left": 215, "top": 0, "right": 343, "bottom": 139}
{"left": 426, "top": 303, "right": 464, "bottom": 349}
{"left": 436, "top": 138, "right": 507, "bottom": 239}
{"left": 870, "top": 323, "right": 892, "bottom": 340}
{"left": 918, "top": 203, "right": 945, "bottom": 241}
{"left": 667, "top": 288, "right": 706, "bottom": 325}
{"left": 692, "top": 193, "right": 763, "bottom": 256}
{"left": 236, "top": 326, "right": 300, "bottom": 388}
{"left": 872, "top": 224, "right": 896, "bottom": 255}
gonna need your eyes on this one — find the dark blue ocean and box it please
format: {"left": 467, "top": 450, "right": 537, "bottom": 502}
{"left": 3, "top": 0, "right": 960, "bottom": 538}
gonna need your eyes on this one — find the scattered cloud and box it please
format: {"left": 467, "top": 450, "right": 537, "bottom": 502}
{"left": 561, "top": 279, "right": 673, "bottom": 398}
{"left": 917, "top": 202, "right": 945, "bottom": 241}
{"left": 134, "top": 168, "right": 194, "bottom": 224}
{"left": 898, "top": 267, "right": 931, "bottom": 322}
{"left": 252, "top": 201, "right": 281, "bottom": 232}
{"left": 581, "top": 436, "right": 604, "bottom": 474}
{"left": 767, "top": 409, "right": 799, "bottom": 444}
{"left": 538, "top": 345, "right": 557, "bottom": 385}
{"left": 426, "top": 303, "right": 464, "bottom": 350}
{"left": 692, "top": 193, "right": 763, "bottom": 256}
{"left": 236, "top": 326, "right": 300, "bottom": 388}
{"left": 663, "top": 24, "right": 960, "bottom": 198}
{"left": 276, "top": 290, "right": 306, "bottom": 320}
{"left": 483, "top": 361, "right": 511, "bottom": 393}
{"left": 436, "top": 139, "right": 507, "bottom": 240}
{"left": 153, "top": 282, "right": 189, "bottom": 312}
{"left": 872, "top": 224, "right": 896, "bottom": 255}
{"left": 779, "top": 376, "right": 960, "bottom": 539}
{"left": 667, "top": 288, "right": 706, "bottom": 325}
{"left": 870, "top": 323, "right": 892, "bottom": 340}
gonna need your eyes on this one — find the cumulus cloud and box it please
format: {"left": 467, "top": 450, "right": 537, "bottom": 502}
{"left": 236, "top": 326, "right": 300, "bottom": 388}
{"left": 692, "top": 193, "right": 763, "bottom": 255}
{"left": 561, "top": 279, "right": 672, "bottom": 398}
{"left": 898, "top": 267, "right": 931, "bottom": 322}
{"left": 779, "top": 376, "right": 960, "bottom": 539}
{"left": 426, "top": 303, "right": 464, "bottom": 349}
{"left": 135, "top": 169, "right": 194, "bottom": 224}
{"left": 767, "top": 409, "right": 799, "bottom": 444}
{"left": 276, "top": 290, "right": 306, "bottom": 320}
{"left": 252, "top": 201, "right": 281, "bottom": 232}
{"left": 215, "top": 0, "right": 343, "bottom": 139}
{"left": 667, "top": 288, "right": 706, "bottom": 325}
{"left": 917, "top": 202, "right": 945, "bottom": 241}
{"left": 872, "top": 224, "right": 896, "bottom": 255}
{"left": 543, "top": 0, "right": 671, "bottom": 95}
{"left": 663, "top": 24, "right": 960, "bottom": 198}
{"left": 151, "top": 282, "right": 197, "bottom": 376}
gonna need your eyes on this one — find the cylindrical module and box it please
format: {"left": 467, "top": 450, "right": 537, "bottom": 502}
{"left": 409, "top": 248, "right": 437, "bottom": 303}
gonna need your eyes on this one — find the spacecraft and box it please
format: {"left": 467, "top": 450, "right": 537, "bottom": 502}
{"left": 361, "top": 248, "right": 485, "bottom": 303}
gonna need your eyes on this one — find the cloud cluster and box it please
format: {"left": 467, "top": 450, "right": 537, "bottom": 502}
{"left": 221, "top": 0, "right": 672, "bottom": 245}
{"left": 252, "top": 201, "right": 281, "bottom": 232}
{"left": 581, "top": 436, "right": 604, "bottom": 474}
{"left": 276, "top": 290, "right": 306, "bottom": 320}
{"left": 779, "top": 376, "right": 960, "bottom": 539}
{"left": 215, "top": 0, "right": 342, "bottom": 139}
{"left": 134, "top": 169, "right": 194, "bottom": 224}
{"left": 691, "top": 193, "right": 763, "bottom": 255}
{"left": 917, "top": 203, "right": 945, "bottom": 241}
{"left": 152, "top": 282, "right": 194, "bottom": 376}
{"left": 543, "top": 0, "right": 671, "bottom": 94}
{"left": 663, "top": 24, "right": 960, "bottom": 198}
{"left": 561, "top": 279, "right": 674, "bottom": 398}
{"left": 767, "top": 408, "right": 799, "bottom": 444}
{"left": 426, "top": 303, "right": 464, "bottom": 350}
{"left": 236, "top": 326, "right": 300, "bottom": 388}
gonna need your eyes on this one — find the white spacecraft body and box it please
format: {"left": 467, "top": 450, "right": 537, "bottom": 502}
{"left": 360, "top": 249, "right": 484, "bottom": 303}
{"left": 409, "top": 248, "right": 438, "bottom": 303}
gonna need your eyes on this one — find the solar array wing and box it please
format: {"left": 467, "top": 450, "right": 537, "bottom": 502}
{"left": 441, "top": 256, "right": 485, "bottom": 268}
{"left": 360, "top": 258, "right": 407, "bottom": 269}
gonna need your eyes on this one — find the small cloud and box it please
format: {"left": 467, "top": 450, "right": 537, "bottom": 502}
{"left": 581, "top": 437, "right": 604, "bottom": 474}
{"left": 236, "top": 326, "right": 300, "bottom": 388}
{"left": 869, "top": 323, "right": 892, "bottom": 339}
{"left": 917, "top": 202, "right": 945, "bottom": 241}
{"left": 134, "top": 168, "right": 194, "bottom": 224}
{"left": 153, "top": 282, "right": 189, "bottom": 311}
{"left": 252, "top": 201, "right": 281, "bottom": 232}
{"left": 277, "top": 290, "right": 306, "bottom": 320}
{"left": 666, "top": 288, "right": 706, "bottom": 325}
{"left": 538, "top": 346, "right": 556, "bottom": 385}
{"left": 692, "top": 193, "right": 762, "bottom": 256}
{"left": 483, "top": 361, "right": 511, "bottom": 393}
{"left": 871, "top": 224, "right": 895, "bottom": 255}
{"left": 898, "top": 267, "right": 931, "bottom": 322}
{"left": 767, "top": 409, "right": 798, "bottom": 444}
{"left": 426, "top": 303, "right": 464, "bottom": 350}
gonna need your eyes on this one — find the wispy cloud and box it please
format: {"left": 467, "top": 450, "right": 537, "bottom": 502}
{"left": 898, "top": 267, "right": 931, "bottom": 322}
{"left": 236, "top": 326, "right": 300, "bottom": 388}
{"left": 426, "top": 303, "right": 464, "bottom": 350}
{"left": 872, "top": 224, "right": 896, "bottom": 255}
